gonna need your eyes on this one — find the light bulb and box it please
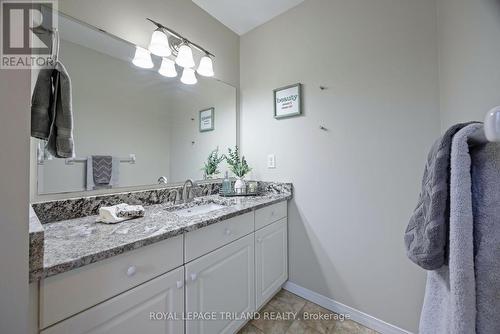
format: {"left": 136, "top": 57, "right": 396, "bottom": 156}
{"left": 180, "top": 68, "right": 197, "bottom": 85}
{"left": 148, "top": 29, "right": 171, "bottom": 57}
{"left": 158, "top": 57, "right": 177, "bottom": 77}
{"left": 29, "top": 8, "right": 43, "bottom": 28}
{"left": 132, "top": 46, "right": 153, "bottom": 68}
{"left": 197, "top": 55, "right": 214, "bottom": 77}
{"left": 175, "top": 43, "right": 195, "bottom": 68}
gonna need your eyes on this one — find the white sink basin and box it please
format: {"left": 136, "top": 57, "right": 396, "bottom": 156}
{"left": 173, "top": 203, "right": 226, "bottom": 217}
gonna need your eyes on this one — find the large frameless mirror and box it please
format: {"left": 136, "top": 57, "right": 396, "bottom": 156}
{"left": 33, "top": 12, "right": 237, "bottom": 195}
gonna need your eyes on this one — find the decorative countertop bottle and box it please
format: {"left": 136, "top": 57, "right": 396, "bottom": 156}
{"left": 222, "top": 171, "right": 231, "bottom": 194}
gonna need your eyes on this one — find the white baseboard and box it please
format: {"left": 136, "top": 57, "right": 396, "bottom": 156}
{"left": 282, "top": 281, "right": 413, "bottom": 334}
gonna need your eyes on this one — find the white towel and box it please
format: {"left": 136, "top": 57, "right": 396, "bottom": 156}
{"left": 96, "top": 203, "right": 144, "bottom": 224}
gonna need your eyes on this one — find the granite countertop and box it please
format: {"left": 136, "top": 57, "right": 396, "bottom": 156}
{"left": 29, "top": 206, "right": 44, "bottom": 274}
{"left": 31, "top": 190, "right": 291, "bottom": 282}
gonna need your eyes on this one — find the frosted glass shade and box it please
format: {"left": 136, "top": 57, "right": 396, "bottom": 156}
{"left": 180, "top": 68, "right": 197, "bottom": 85}
{"left": 175, "top": 44, "right": 195, "bottom": 68}
{"left": 148, "top": 29, "right": 171, "bottom": 57}
{"left": 197, "top": 55, "right": 214, "bottom": 77}
{"left": 158, "top": 58, "right": 177, "bottom": 77}
{"left": 132, "top": 46, "right": 153, "bottom": 68}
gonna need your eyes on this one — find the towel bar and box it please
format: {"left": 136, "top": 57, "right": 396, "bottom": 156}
{"left": 65, "top": 154, "right": 136, "bottom": 165}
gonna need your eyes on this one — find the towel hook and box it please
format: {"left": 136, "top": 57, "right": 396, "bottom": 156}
{"left": 484, "top": 106, "right": 500, "bottom": 142}
{"left": 51, "top": 28, "right": 60, "bottom": 63}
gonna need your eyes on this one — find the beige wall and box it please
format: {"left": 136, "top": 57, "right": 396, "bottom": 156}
{"left": 240, "top": 0, "right": 440, "bottom": 331}
{"left": 169, "top": 80, "right": 236, "bottom": 181}
{"left": 0, "top": 70, "right": 30, "bottom": 332}
{"left": 437, "top": 0, "right": 500, "bottom": 129}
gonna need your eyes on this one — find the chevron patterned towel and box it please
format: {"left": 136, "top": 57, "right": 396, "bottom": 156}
{"left": 92, "top": 155, "right": 113, "bottom": 185}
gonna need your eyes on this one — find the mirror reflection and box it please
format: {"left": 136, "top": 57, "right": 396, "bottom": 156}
{"left": 34, "top": 14, "right": 236, "bottom": 194}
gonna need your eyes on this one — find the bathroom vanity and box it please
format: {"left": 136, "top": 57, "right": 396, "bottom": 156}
{"left": 27, "top": 9, "right": 291, "bottom": 334}
{"left": 29, "top": 183, "right": 292, "bottom": 334}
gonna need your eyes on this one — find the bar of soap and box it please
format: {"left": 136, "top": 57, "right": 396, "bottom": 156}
{"left": 96, "top": 203, "right": 145, "bottom": 224}
{"left": 116, "top": 204, "right": 145, "bottom": 218}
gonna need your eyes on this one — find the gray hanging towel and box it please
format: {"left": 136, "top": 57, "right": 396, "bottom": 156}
{"left": 404, "top": 122, "right": 477, "bottom": 270}
{"left": 31, "top": 69, "right": 53, "bottom": 140}
{"left": 46, "top": 61, "right": 74, "bottom": 158}
{"left": 86, "top": 156, "right": 120, "bottom": 190}
{"left": 92, "top": 155, "right": 113, "bottom": 185}
{"left": 470, "top": 139, "right": 500, "bottom": 334}
{"left": 31, "top": 61, "right": 74, "bottom": 158}
{"left": 419, "top": 124, "right": 481, "bottom": 334}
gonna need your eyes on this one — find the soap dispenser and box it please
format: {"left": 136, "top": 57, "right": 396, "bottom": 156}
{"left": 222, "top": 171, "right": 231, "bottom": 194}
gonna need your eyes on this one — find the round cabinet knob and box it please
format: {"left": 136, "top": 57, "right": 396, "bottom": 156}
{"left": 190, "top": 273, "right": 198, "bottom": 281}
{"left": 224, "top": 228, "right": 231, "bottom": 235}
{"left": 127, "top": 265, "right": 137, "bottom": 277}
{"left": 176, "top": 280, "right": 184, "bottom": 289}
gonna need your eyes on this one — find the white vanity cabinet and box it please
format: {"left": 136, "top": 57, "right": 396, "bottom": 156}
{"left": 34, "top": 200, "right": 289, "bottom": 334}
{"left": 39, "top": 235, "right": 184, "bottom": 328}
{"left": 185, "top": 233, "right": 255, "bottom": 334}
{"left": 255, "top": 218, "right": 288, "bottom": 309}
{"left": 184, "top": 212, "right": 254, "bottom": 262}
{"left": 41, "top": 267, "right": 185, "bottom": 334}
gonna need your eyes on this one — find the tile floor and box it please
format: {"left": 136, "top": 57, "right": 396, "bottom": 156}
{"left": 238, "top": 290, "right": 378, "bottom": 334}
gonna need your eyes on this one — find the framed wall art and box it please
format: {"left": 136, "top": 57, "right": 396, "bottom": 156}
{"left": 199, "top": 107, "right": 214, "bottom": 132}
{"left": 274, "top": 83, "right": 302, "bottom": 119}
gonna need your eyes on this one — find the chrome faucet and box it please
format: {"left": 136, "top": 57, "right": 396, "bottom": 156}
{"left": 157, "top": 176, "right": 168, "bottom": 184}
{"left": 167, "top": 188, "right": 180, "bottom": 204}
{"left": 182, "top": 179, "right": 195, "bottom": 203}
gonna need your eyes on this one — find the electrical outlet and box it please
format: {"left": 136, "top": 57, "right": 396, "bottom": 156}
{"left": 267, "top": 154, "right": 276, "bottom": 169}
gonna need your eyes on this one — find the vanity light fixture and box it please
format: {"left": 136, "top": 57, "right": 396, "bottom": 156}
{"left": 158, "top": 57, "right": 177, "bottom": 77}
{"left": 175, "top": 42, "right": 195, "bottom": 68}
{"left": 131, "top": 18, "right": 215, "bottom": 84}
{"left": 132, "top": 46, "right": 154, "bottom": 69}
{"left": 181, "top": 68, "right": 198, "bottom": 85}
{"left": 148, "top": 29, "right": 171, "bottom": 57}
{"left": 197, "top": 54, "right": 214, "bottom": 77}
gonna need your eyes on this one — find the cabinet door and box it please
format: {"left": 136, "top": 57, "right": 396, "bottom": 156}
{"left": 185, "top": 234, "right": 255, "bottom": 334}
{"left": 255, "top": 218, "right": 288, "bottom": 309}
{"left": 41, "top": 267, "right": 185, "bottom": 334}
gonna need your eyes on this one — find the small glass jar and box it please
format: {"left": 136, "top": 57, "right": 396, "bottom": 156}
{"left": 247, "top": 181, "right": 258, "bottom": 194}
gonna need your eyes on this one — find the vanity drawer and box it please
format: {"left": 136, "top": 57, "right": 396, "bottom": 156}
{"left": 40, "top": 267, "right": 185, "bottom": 334}
{"left": 184, "top": 212, "right": 254, "bottom": 262}
{"left": 255, "top": 201, "right": 287, "bottom": 230}
{"left": 39, "top": 235, "right": 183, "bottom": 329}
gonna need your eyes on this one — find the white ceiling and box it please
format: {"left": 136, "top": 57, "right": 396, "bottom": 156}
{"left": 192, "top": 0, "right": 305, "bottom": 35}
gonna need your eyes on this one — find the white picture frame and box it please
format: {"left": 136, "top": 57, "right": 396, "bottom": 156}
{"left": 199, "top": 107, "right": 214, "bottom": 132}
{"left": 274, "top": 83, "right": 302, "bottom": 119}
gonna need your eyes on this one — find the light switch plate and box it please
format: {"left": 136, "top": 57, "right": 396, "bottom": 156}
{"left": 267, "top": 154, "right": 276, "bottom": 169}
